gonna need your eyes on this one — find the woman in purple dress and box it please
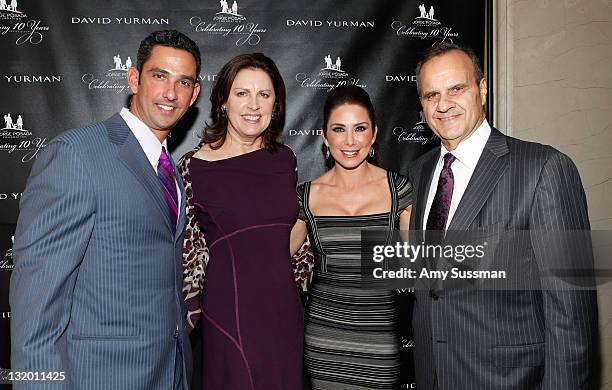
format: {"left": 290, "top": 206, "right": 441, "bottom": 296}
{"left": 178, "top": 53, "right": 309, "bottom": 390}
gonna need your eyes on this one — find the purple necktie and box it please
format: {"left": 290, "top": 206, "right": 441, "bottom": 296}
{"left": 157, "top": 147, "right": 178, "bottom": 234}
{"left": 426, "top": 153, "right": 456, "bottom": 232}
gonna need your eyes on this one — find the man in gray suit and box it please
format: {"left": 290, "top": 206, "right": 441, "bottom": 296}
{"left": 409, "top": 42, "right": 597, "bottom": 389}
{"left": 10, "top": 30, "right": 201, "bottom": 389}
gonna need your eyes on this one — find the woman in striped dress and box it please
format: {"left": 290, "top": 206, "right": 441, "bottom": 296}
{"left": 290, "top": 85, "right": 412, "bottom": 389}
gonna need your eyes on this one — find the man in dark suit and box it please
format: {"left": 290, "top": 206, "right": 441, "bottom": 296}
{"left": 409, "top": 42, "right": 598, "bottom": 389}
{"left": 10, "top": 30, "right": 201, "bottom": 389}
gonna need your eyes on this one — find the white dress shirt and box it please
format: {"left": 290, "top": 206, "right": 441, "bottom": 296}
{"left": 423, "top": 119, "right": 491, "bottom": 230}
{"left": 120, "top": 107, "right": 182, "bottom": 212}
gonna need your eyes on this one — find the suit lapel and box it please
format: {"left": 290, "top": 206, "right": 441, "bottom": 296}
{"left": 447, "top": 128, "right": 509, "bottom": 231}
{"left": 171, "top": 155, "right": 187, "bottom": 242}
{"left": 106, "top": 114, "right": 173, "bottom": 233}
{"left": 415, "top": 149, "right": 439, "bottom": 236}
{"left": 437, "top": 129, "right": 510, "bottom": 279}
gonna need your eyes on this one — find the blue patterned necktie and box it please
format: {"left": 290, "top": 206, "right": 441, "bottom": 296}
{"left": 157, "top": 146, "right": 178, "bottom": 234}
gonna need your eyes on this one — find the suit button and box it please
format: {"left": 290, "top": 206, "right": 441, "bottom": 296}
{"left": 429, "top": 290, "right": 439, "bottom": 300}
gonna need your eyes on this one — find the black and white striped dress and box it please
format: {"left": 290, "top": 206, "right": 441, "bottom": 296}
{"left": 298, "top": 171, "right": 413, "bottom": 390}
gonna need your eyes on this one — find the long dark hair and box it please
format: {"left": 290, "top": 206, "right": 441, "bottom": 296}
{"left": 322, "top": 85, "right": 378, "bottom": 168}
{"left": 201, "top": 53, "right": 285, "bottom": 152}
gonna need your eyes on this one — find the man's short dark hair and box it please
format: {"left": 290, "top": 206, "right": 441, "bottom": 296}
{"left": 415, "top": 42, "right": 484, "bottom": 97}
{"left": 136, "top": 29, "right": 201, "bottom": 80}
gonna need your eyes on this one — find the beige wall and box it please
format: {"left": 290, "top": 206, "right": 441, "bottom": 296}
{"left": 494, "top": 0, "right": 612, "bottom": 387}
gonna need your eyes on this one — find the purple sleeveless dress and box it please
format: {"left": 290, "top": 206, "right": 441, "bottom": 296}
{"left": 188, "top": 146, "right": 304, "bottom": 390}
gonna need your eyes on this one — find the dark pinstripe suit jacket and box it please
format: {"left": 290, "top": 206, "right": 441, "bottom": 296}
{"left": 408, "top": 128, "right": 598, "bottom": 390}
{"left": 10, "top": 114, "right": 191, "bottom": 389}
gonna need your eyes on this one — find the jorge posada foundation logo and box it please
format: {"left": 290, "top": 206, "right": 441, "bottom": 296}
{"left": 0, "top": 1, "right": 50, "bottom": 45}
{"left": 392, "top": 112, "right": 436, "bottom": 146}
{"left": 189, "top": 0, "right": 267, "bottom": 46}
{"left": 0, "top": 112, "right": 47, "bottom": 162}
{"left": 295, "top": 54, "right": 367, "bottom": 91}
{"left": 0, "top": 0, "right": 23, "bottom": 19}
{"left": 1, "top": 235, "right": 14, "bottom": 272}
{"left": 81, "top": 54, "right": 132, "bottom": 94}
{"left": 391, "top": 3, "right": 458, "bottom": 43}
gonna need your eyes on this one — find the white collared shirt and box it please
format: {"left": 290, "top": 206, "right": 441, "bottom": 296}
{"left": 423, "top": 119, "right": 491, "bottom": 230}
{"left": 120, "top": 107, "right": 182, "bottom": 213}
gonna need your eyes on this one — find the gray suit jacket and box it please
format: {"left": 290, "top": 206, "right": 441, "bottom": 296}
{"left": 10, "top": 114, "right": 191, "bottom": 389}
{"left": 409, "top": 127, "right": 598, "bottom": 390}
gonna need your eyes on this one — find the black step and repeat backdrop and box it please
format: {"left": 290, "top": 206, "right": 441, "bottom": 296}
{"left": 0, "top": 1, "right": 491, "bottom": 387}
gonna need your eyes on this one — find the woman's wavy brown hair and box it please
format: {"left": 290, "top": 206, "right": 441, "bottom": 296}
{"left": 200, "top": 53, "right": 285, "bottom": 152}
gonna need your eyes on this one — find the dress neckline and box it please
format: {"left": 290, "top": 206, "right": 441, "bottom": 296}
{"left": 313, "top": 212, "right": 390, "bottom": 219}
{"left": 190, "top": 147, "right": 266, "bottom": 163}
{"left": 305, "top": 171, "right": 394, "bottom": 218}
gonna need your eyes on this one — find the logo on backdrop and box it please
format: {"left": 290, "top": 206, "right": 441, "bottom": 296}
{"left": 1, "top": 235, "right": 14, "bottom": 271}
{"left": 295, "top": 54, "right": 367, "bottom": 91}
{"left": 0, "top": 113, "right": 47, "bottom": 162}
{"left": 0, "top": 193, "right": 20, "bottom": 200}
{"left": 320, "top": 55, "right": 346, "bottom": 78}
{"left": 71, "top": 16, "right": 169, "bottom": 25}
{"left": 3, "top": 74, "right": 61, "bottom": 83}
{"left": 0, "top": 0, "right": 23, "bottom": 19}
{"left": 385, "top": 74, "right": 417, "bottom": 83}
{"left": 0, "top": 1, "right": 50, "bottom": 45}
{"left": 81, "top": 53, "right": 131, "bottom": 94}
{"left": 285, "top": 18, "right": 374, "bottom": 29}
{"left": 214, "top": 0, "right": 245, "bottom": 22}
{"left": 288, "top": 128, "right": 322, "bottom": 137}
{"left": 0, "top": 311, "right": 10, "bottom": 319}
{"left": 392, "top": 112, "right": 436, "bottom": 145}
{"left": 110, "top": 54, "right": 133, "bottom": 72}
{"left": 189, "top": 0, "right": 267, "bottom": 46}
{"left": 401, "top": 336, "right": 415, "bottom": 349}
{"left": 198, "top": 73, "right": 218, "bottom": 83}
{"left": 391, "top": 3, "right": 458, "bottom": 43}
{"left": 414, "top": 4, "right": 439, "bottom": 26}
